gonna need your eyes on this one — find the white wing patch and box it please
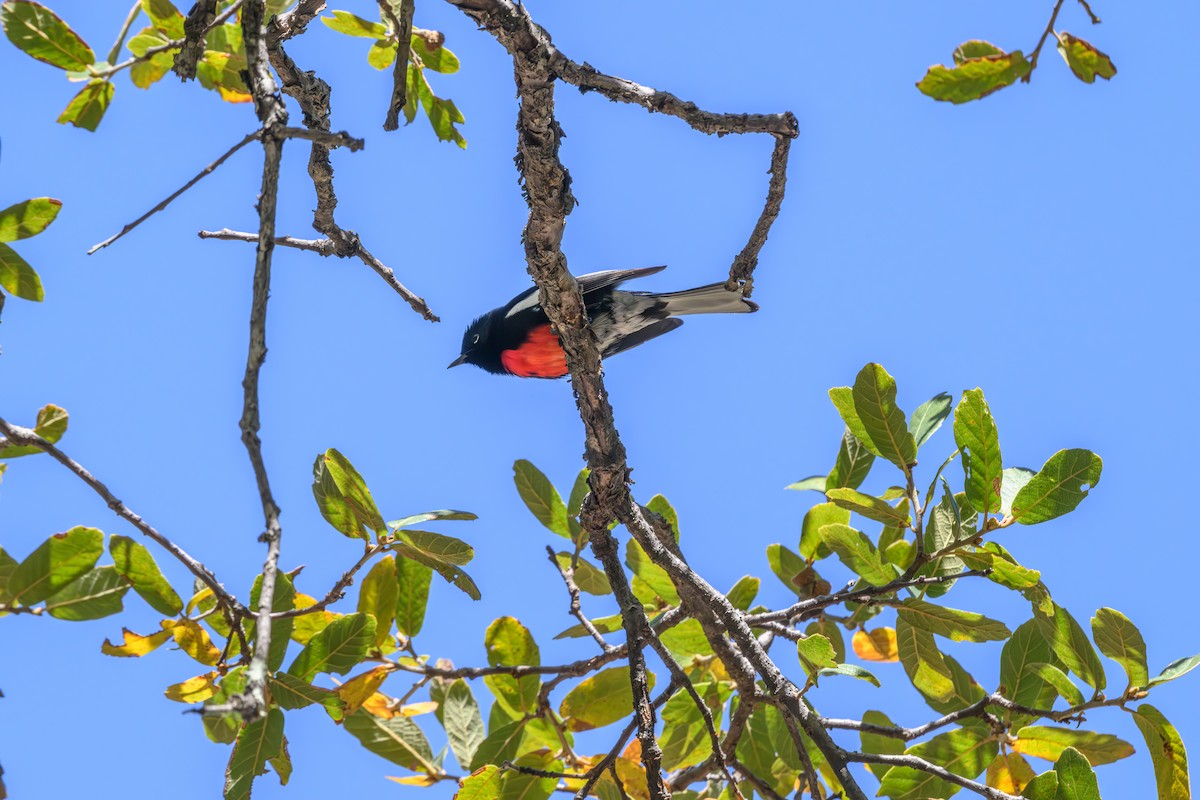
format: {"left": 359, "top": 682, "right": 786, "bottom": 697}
{"left": 503, "top": 289, "right": 541, "bottom": 319}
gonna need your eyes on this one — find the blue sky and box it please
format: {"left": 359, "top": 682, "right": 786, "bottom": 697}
{"left": 2, "top": 1, "right": 1197, "bottom": 798}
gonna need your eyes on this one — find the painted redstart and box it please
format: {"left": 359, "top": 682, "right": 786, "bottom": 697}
{"left": 448, "top": 266, "right": 758, "bottom": 378}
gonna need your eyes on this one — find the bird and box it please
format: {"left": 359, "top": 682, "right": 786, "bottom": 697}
{"left": 448, "top": 266, "right": 758, "bottom": 378}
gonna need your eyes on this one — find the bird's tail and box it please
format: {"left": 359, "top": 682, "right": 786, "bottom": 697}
{"left": 653, "top": 282, "right": 758, "bottom": 316}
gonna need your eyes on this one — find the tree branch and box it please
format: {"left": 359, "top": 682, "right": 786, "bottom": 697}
{"left": 725, "top": 134, "right": 792, "bottom": 297}
{"left": 173, "top": 0, "right": 218, "bottom": 79}
{"left": 380, "top": 0, "right": 414, "bottom": 131}
{"left": 235, "top": 0, "right": 290, "bottom": 723}
{"left": 545, "top": 545, "right": 612, "bottom": 652}
{"left": 843, "top": 752, "right": 1021, "bottom": 800}
{"left": 0, "top": 417, "right": 243, "bottom": 614}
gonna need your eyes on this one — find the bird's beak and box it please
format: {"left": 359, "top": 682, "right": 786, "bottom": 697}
{"left": 447, "top": 354, "right": 469, "bottom": 369}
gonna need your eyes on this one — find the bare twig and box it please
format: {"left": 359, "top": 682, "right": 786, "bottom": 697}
{"left": 546, "top": 545, "right": 611, "bottom": 652}
{"left": 1025, "top": 0, "right": 1069, "bottom": 81}
{"left": 274, "top": 544, "right": 385, "bottom": 619}
{"left": 380, "top": 0, "right": 414, "bottom": 131}
{"left": 844, "top": 752, "right": 1021, "bottom": 800}
{"left": 725, "top": 134, "right": 793, "bottom": 297}
{"left": 195, "top": 229, "right": 440, "bottom": 321}
{"left": 0, "top": 417, "right": 243, "bottom": 614}
{"left": 1076, "top": 0, "right": 1101, "bottom": 24}
{"left": 106, "top": 2, "right": 142, "bottom": 66}
{"left": 235, "top": 0, "right": 290, "bottom": 723}
{"left": 87, "top": 132, "right": 260, "bottom": 255}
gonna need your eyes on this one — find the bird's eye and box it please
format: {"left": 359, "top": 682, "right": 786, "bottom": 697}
{"left": 471, "top": 334, "right": 481, "bottom": 345}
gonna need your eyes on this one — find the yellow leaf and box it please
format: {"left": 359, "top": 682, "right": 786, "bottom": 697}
{"left": 100, "top": 626, "right": 172, "bottom": 657}
{"left": 610, "top": 751, "right": 650, "bottom": 800}
{"left": 853, "top": 627, "right": 899, "bottom": 662}
{"left": 400, "top": 700, "right": 439, "bottom": 717}
{"left": 335, "top": 665, "right": 394, "bottom": 715}
{"left": 185, "top": 587, "right": 213, "bottom": 615}
{"left": 361, "top": 692, "right": 397, "bottom": 719}
{"left": 165, "top": 672, "right": 219, "bottom": 703}
{"left": 291, "top": 592, "right": 339, "bottom": 645}
{"left": 987, "top": 752, "right": 1036, "bottom": 794}
{"left": 387, "top": 775, "right": 438, "bottom": 786}
{"left": 167, "top": 618, "right": 222, "bottom": 666}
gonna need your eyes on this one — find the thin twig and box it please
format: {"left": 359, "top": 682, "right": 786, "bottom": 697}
{"left": 1076, "top": 0, "right": 1101, "bottom": 24}
{"left": 273, "top": 544, "right": 384, "bottom": 619}
{"left": 843, "top": 752, "right": 1021, "bottom": 800}
{"left": 0, "top": 418, "right": 243, "bottom": 614}
{"left": 87, "top": 132, "right": 260, "bottom": 255}
{"left": 235, "top": 0, "right": 290, "bottom": 723}
{"left": 199, "top": 229, "right": 335, "bottom": 254}
{"left": 380, "top": 0, "right": 414, "bottom": 131}
{"left": 1025, "top": 0, "right": 1069, "bottom": 81}
{"left": 725, "top": 134, "right": 793, "bottom": 297}
{"left": 545, "top": 545, "right": 611, "bottom": 652}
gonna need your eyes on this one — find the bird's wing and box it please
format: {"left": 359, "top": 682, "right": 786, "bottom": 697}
{"left": 601, "top": 317, "right": 683, "bottom": 359}
{"left": 577, "top": 265, "right": 667, "bottom": 297}
{"left": 504, "top": 266, "right": 667, "bottom": 319}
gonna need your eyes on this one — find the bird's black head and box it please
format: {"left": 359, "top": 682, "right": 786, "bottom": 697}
{"left": 448, "top": 309, "right": 506, "bottom": 373}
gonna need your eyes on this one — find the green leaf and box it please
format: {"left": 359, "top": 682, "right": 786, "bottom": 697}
{"left": 799, "top": 501, "right": 849, "bottom": 560}
{"left": 1013, "top": 726, "right": 1134, "bottom": 766}
{"left": 1026, "top": 662, "right": 1085, "bottom": 708}
{"left": 140, "top": 0, "right": 184, "bottom": 38}
{"left": 1052, "top": 746, "right": 1101, "bottom": 800}
{"left": 395, "top": 555, "right": 432, "bottom": 637}
{"left": 1148, "top": 653, "right": 1200, "bottom": 688}
{"left": 484, "top": 617, "right": 540, "bottom": 717}
{"left": 203, "top": 668, "right": 246, "bottom": 744}
{"left": 43, "top": 565, "right": 128, "bottom": 620}
{"left": 7, "top": 526, "right": 103, "bottom": 605}
{"left": 918, "top": 50, "right": 1031, "bottom": 104}
{"left": 896, "top": 617, "right": 954, "bottom": 702}
{"left": 735, "top": 704, "right": 779, "bottom": 784}
{"left": 0, "top": 198, "right": 61, "bottom": 242}
{"left": 195, "top": 49, "right": 251, "bottom": 101}
{"left": 457, "top": 765, "right": 503, "bottom": 800}
{"left": 395, "top": 529, "right": 473, "bottom": 566}
{"left": 660, "top": 681, "right": 726, "bottom": 770}
{"left": 859, "top": 710, "right": 904, "bottom": 779}
{"left": 390, "top": 540, "right": 480, "bottom": 600}
{"left": 57, "top": 79, "right": 114, "bottom": 131}
{"left": 1056, "top": 33, "right": 1117, "bottom": 84}
{"left": 437, "top": 679, "right": 485, "bottom": 771}
{"left": 470, "top": 718, "right": 526, "bottom": 770}
{"left": 312, "top": 453, "right": 362, "bottom": 540}
{"left": 0, "top": 403, "right": 68, "bottom": 457}
{"left": 1091, "top": 608, "right": 1149, "bottom": 690}
{"left": 567, "top": 468, "right": 590, "bottom": 517}
{"left": 424, "top": 95, "right": 466, "bottom": 149}
{"left": 647, "top": 494, "right": 680, "bottom": 540}
{"left": 828, "top": 428, "right": 876, "bottom": 490}
{"left": 554, "top": 552, "right": 610, "bottom": 595}
{"left": 766, "top": 542, "right": 829, "bottom": 598}
{"left": 726, "top": 575, "right": 760, "bottom": 611}
{"left": 248, "top": 572, "right": 295, "bottom": 672}
{"left": 1, "top": 0, "right": 93, "bottom": 70}
{"left": 909, "top": 391, "right": 953, "bottom": 449}
{"left": 270, "top": 672, "right": 344, "bottom": 718}
{"left": 109, "top": 534, "right": 182, "bottom": 615}
{"left": 387, "top": 509, "right": 477, "bottom": 529}
{"left": 922, "top": 491, "right": 966, "bottom": 597}
{"left": 953, "top": 388, "right": 1003, "bottom": 514}
{"left": 224, "top": 708, "right": 284, "bottom": 800}
{"left": 1012, "top": 449, "right": 1102, "bottom": 525}
{"left": 826, "top": 487, "right": 910, "bottom": 528}
{"left": 560, "top": 666, "right": 653, "bottom": 731}
{"left": 1131, "top": 705, "right": 1191, "bottom": 800}
{"left": 624, "top": 538, "right": 679, "bottom": 604}
{"left": 321, "top": 10, "right": 388, "bottom": 38}
{"left": 818, "top": 663, "right": 880, "bottom": 687}
{"left": 321, "top": 448, "right": 387, "bottom": 538}
{"left": 1035, "top": 602, "right": 1106, "bottom": 691}
{"left": 818, "top": 523, "right": 896, "bottom": 587}
{"left": 897, "top": 598, "right": 1011, "bottom": 643}
{"left": 343, "top": 708, "right": 435, "bottom": 771}
{"left": 878, "top": 727, "right": 997, "bottom": 800}
{"left": 0, "top": 546, "right": 17, "bottom": 602}
{"left": 829, "top": 387, "right": 873, "bottom": 451}
{"left": 999, "top": 467, "right": 1035, "bottom": 516}
{"left": 512, "top": 460, "right": 570, "bottom": 537}
{"left": 957, "top": 543, "right": 1041, "bottom": 590}
{"left": 0, "top": 242, "right": 44, "bottom": 302}
{"left": 286, "top": 611, "right": 375, "bottom": 681}
{"left": 364, "top": 39, "right": 396, "bottom": 69}
{"left": 796, "top": 633, "right": 838, "bottom": 682}
{"left": 785, "top": 475, "right": 828, "bottom": 492}
{"left": 953, "top": 40, "right": 1005, "bottom": 64}
{"left": 851, "top": 363, "right": 917, "bottom": 470}
{"left": 357, "top": 556, "right": 398, "bottom": 648}
{"left": 1001, "top": 619, "right": 1060, "bottom": 719}
{"left": 411, "top": 33, "right": 460, "bottom": 74}
{"left": 1022, "top": 770, "right": 1059, "bottom": 800}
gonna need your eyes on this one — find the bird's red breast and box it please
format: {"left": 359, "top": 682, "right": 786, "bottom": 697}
{"left": 500, "top": 324, "right": 569, "bottom": 378}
